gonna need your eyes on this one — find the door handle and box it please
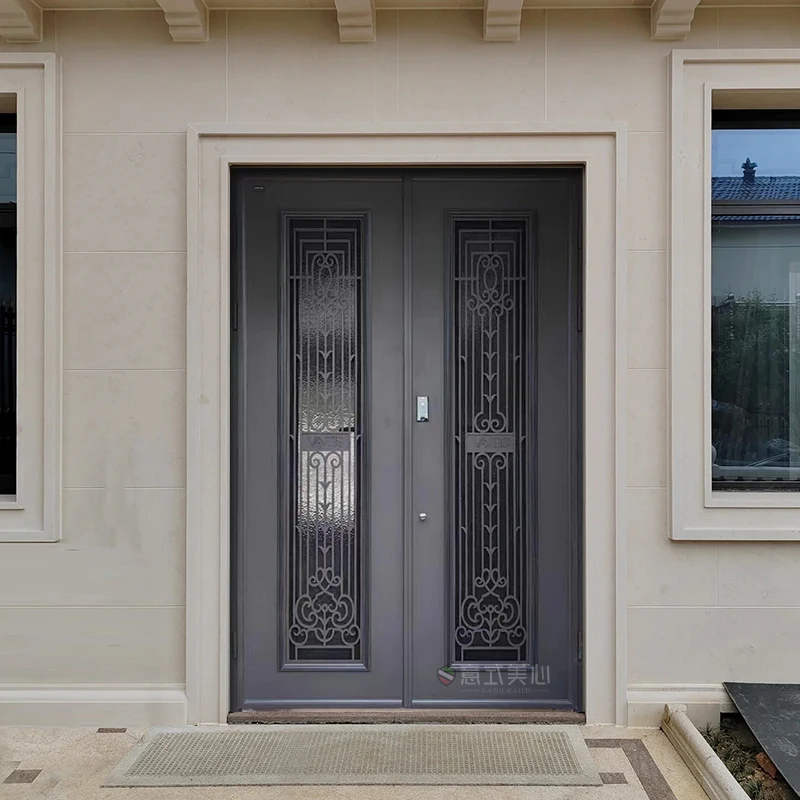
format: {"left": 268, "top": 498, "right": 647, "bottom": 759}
{"left": 418, "top": 513, "right": 428, "bottom": 521}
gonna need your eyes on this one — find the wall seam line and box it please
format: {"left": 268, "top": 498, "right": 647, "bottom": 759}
{"left": 225, "top": 10, "right": 229, "bottom": 123}
{"left": 543, "top": 9, "right": 548, "bottom": 122}
{"left": 62, "top": 486, "right": 187, "bottom": 490}
{"left": 63, "top": 367, "right": 186, "bottom": 372}
{"left": 63, "top": 132, "right": 186, "bottom": 136}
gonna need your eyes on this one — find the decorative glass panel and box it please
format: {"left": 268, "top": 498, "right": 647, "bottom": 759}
{"left": 711, "top": 114, "right": 800, "bottom": 488}
{"left": 451, "top": 216, "right": 530, "bottom": 665}
{"left": 283, "top": 215, "right": 365, "bottom": 663}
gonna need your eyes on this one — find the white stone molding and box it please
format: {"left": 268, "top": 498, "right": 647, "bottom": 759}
{"left": 0, "top": 684, "right": 187, "bottom": 727}
{"left": 484, "top": 0, "right": 524, "bottom": 42}
{"left": 186, "top": 122, "right": 627, "bottom": 726}
{"left": 334, "top": 0, "right": 375, "bottom": 43}
{"left": 0, "top": 0, "right": 42, "bottom": 44}
{"left": 628, "top": 683, "right": 734, "bottom": 727}
{"left": 0, "top": 55, "right": 62, "bottom": 543}
{"left": 670, "top": 50, "right": 800, "bottom": 540}
{"left": 651, "top": 0, "right": 700, "bottom": 39}
{"left": 156, "top": 0, "right": 208, "bottom": 42}
{"left": 662, "top": 704, "right": 749, "bottom": 800}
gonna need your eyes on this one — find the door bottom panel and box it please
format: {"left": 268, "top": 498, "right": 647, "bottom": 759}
{"left": 228, "top": 708, "right": 586, "bottom": 724}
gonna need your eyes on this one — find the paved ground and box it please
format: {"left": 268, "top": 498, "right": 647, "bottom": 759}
{"left": 0, "top": 725, "right": 708, "bottom": 800}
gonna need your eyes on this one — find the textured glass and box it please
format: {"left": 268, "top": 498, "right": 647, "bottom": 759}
{"left": 711, "top": 123, "right": 800, "bottom": 487}
{"left": 284, "top": 216, "right": 364, "bottom": 663}
{"left": 451, "top": 217, "right": 530, "bottom": 664}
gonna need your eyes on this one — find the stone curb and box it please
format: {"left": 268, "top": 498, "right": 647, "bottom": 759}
{"left": 661, "top": 703, "right": 749, "bottom": 800}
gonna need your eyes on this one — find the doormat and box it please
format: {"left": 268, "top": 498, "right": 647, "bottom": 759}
{"left": 105, "top": 724, "right": 602, "bottom": 786}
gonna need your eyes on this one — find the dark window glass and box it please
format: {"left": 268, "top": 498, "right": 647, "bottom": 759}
{"left": 712, "top": 112, "right": 800, "bottom": 488}
{"left": 0, "top": 113, "right": 15, "bottom": 496}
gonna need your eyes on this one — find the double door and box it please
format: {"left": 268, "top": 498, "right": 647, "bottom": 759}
{"left": 231, "top": 169, "right": 582, "bottom": 711}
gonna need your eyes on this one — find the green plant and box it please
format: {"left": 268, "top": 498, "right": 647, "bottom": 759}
{"left": 704, "top": 720, "right": 788, "bottom": 800}
{"left": 741, "top": 778, "right": 762, "bottom": 798}
{"left": 713, "top": 291, "right": 791, "bottom": 417}
{"left": 712, "top": 291, "right": 800, "bottom": 455}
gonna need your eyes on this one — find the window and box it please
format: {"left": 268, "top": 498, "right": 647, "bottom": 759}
{"left": 711, "top": 111, "right": 800, "bottom": 490}
{"left": 0, "top": 112, "right": 15, "bottom": 497}
{"left": 0, "top": 55, "right": 61, "bottom": 542}
{"left": 671, "top": 53, "right": 800, "bottom": 538}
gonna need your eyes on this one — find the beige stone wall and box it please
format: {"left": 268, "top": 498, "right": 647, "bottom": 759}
{"left": 1, "top": 6, "right": 799, "bottom": 723}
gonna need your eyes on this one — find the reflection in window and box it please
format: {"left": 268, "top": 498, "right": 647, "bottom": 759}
{"left": 712, "top": 113, "right": 800, "bottom": 488}
{"left": 0, "top": 114, "right": 15, "bottom": 496}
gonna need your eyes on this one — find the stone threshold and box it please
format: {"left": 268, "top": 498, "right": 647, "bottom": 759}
{"left": 227, "top": 709, "right": 586, "bottom": 724}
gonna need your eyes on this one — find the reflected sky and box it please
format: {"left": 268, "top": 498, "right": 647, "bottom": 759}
{"left": 713, "top": 129, "right": 800, "bottom": 178}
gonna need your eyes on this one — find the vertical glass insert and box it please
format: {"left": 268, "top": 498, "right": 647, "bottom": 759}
{"left": 283, "top": 215, "right": 366, "bottom": 664}
{"left": 451, "top": 216, "right": 530, "bottom": 665}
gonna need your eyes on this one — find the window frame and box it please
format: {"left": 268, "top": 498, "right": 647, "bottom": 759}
{"left": 0, "top": 54, "right": 61, "bottom": 543}
{"left": 710, "top": 109, "right": 800, "bottom": 491}
{"left": 670, "top": 51, "right": 800, "bottom": 541}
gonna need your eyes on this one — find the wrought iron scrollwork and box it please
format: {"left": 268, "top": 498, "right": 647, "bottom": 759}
{"left": 283, "top": 216, "right": 365, "bottom": 664}
{"left": 451, "top": 217, "right": 531, "bottom": 664}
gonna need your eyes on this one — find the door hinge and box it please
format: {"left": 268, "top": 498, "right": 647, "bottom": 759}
{"left": 232, "top": 301, "right": 239, "bottom": 332}
{"left": 231, "top": 630, "right": 238, "bottom": 661}
{"left": 577, "top": 631, "right": 583, "bottom": 663}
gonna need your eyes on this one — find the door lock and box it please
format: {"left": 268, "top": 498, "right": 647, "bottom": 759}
{"left": 416, "top": 396, "right": 429, "bottom": 422}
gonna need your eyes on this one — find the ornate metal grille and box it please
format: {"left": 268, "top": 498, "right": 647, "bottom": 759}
{"left": 450, "top": 216, "right": 531, "bottom": 665}
{"left": 283, "top": 215, "right": 366, "bottom": 664}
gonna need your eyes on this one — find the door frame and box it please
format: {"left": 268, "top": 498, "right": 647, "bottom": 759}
{"left": 186, "top": 123, "right": 628, "bottom": 725}
{"left": 229, "top": 168, "right": 583, "bottom": 712}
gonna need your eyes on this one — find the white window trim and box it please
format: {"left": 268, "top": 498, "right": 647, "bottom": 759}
{"left": 670, "top": 49, "right": 800, "bottom": 540}
{"left": 0, "top": 54, "right": 61, "bottom": 543}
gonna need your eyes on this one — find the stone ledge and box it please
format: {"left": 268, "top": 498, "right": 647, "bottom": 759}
{"left": 661, "top": 703, "right": 749, "bottom": 800}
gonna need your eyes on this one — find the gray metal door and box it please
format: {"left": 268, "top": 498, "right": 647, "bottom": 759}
{"left": 231, "top": 169, "right": 582, "bottom": 712}
{"left": 231, "top": 172, "right": 405, "bottom": 708}
{"left": 409, "top": 174, "right": 582, "bottom": 709}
